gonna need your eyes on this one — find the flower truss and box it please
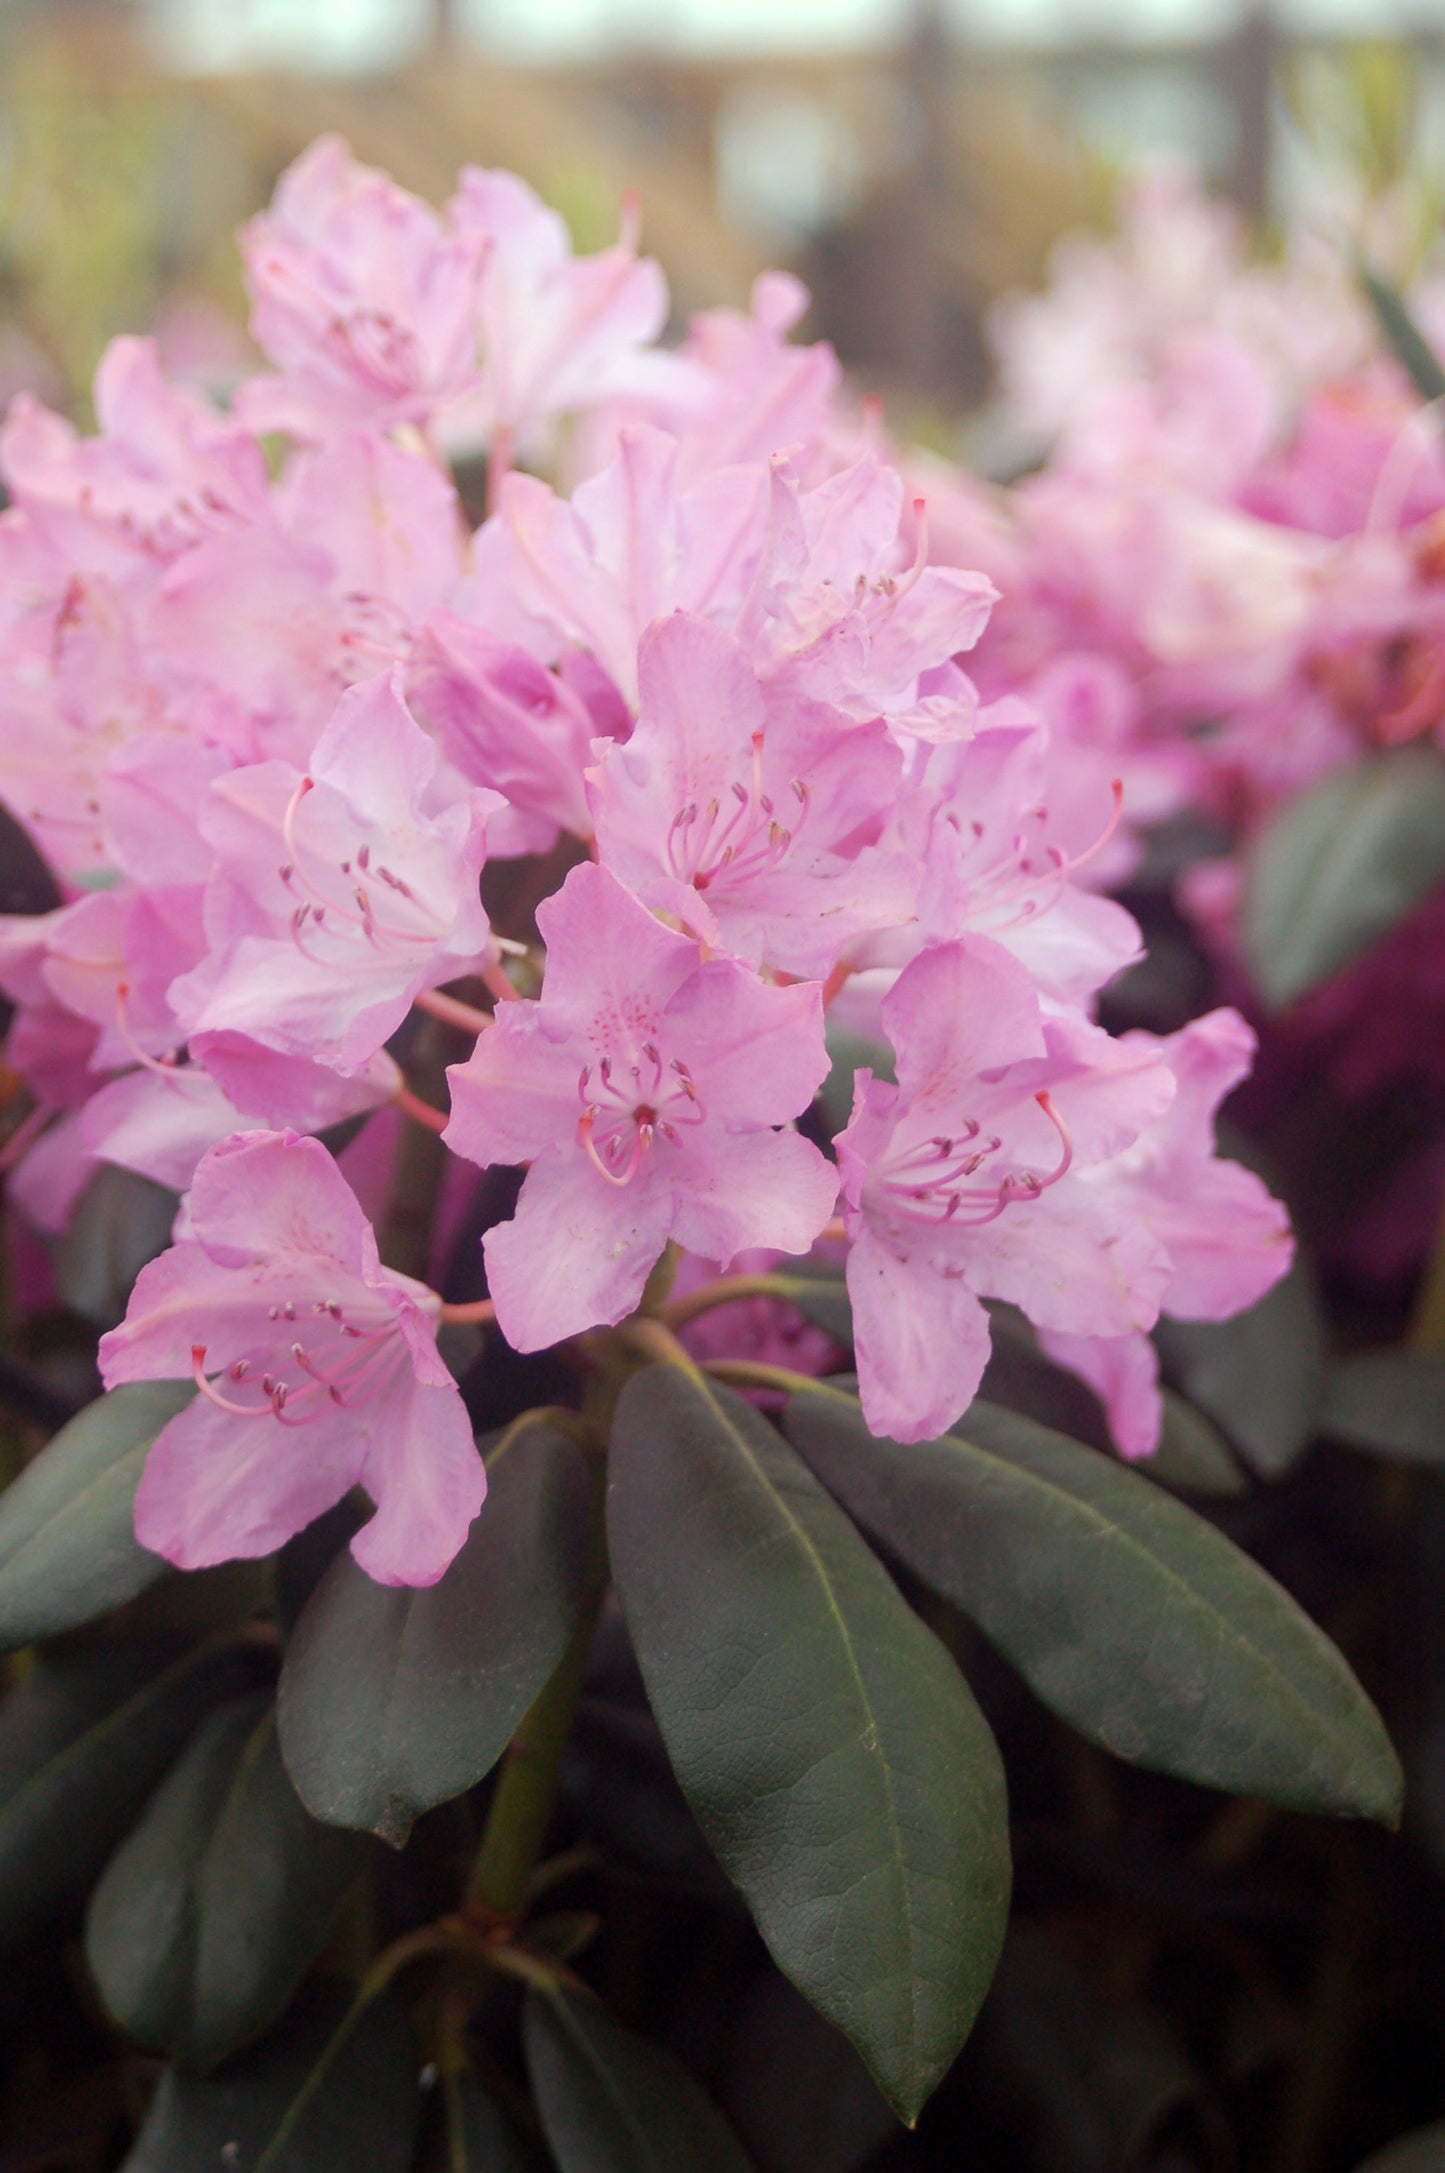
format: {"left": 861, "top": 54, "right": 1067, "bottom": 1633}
{"left": 0, "top": 137, "right": 1294, "bottom": 1588}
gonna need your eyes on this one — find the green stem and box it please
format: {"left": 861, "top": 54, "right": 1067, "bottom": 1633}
{"left": 466, "top": 1440, "right": 608, "bottom": 1919}
{"left": 663, "top": 1271, "right": 797, "bottom": 1330}
{"left": 466, "top": 1609, "right": 597, "bottom": 1919}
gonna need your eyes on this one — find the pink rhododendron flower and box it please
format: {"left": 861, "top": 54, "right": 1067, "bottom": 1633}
{"left": 466, "top": 424, "right": 769, "bottom": 707}
{"left": 98, "top": 1131, "right": 484, "bottom": 1586}
{"left": 237, "top": 136, "right": 487, "bottom": 439}
{"left": 1036, "top": 1326, "right": 1165, "bottom": 1464}
{"left": 409, "top": 613, "right": 614, "bottom": 851}
{"left": 172, "top": 669, "right": 500, "bottom": 1075}
{"left": 742, "top": 452, "right": 997, "bottom": 736}
{"left": 449, "top": 169, "right": 669, "bottom": 450}
{"left": 444, "top": 863, "right": 836, "bottom": 1350}
{"left": 274, "top": 429, "right": 465, "bottom": 633}
{"left": 0, "top": 337, "right": 268, "bottom": 567}
{"left": 836, "top": 937, "right": 1175, "bottom": 1443}
{"left": 588, "top": 611, "right": 915, "bottom": 975}
{"left": 573, "top": 269, "right": 846, "bottom": 488}
{"left": 1035, "top": 1012, "right": 1291, "bottom": 1458}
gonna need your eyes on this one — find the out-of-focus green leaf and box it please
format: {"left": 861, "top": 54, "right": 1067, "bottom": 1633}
{"left": 1354, "top": 2117, "right": 1445, "bottom": 2172}
{"left": 1360, "top": 264, "right": 1445, "bottom": 401}
{"left": 55, "top": 1164, "right": 179, "bottom": 1328}
{"left": 1243, "top": 743, "right": 1445, "bottom": 1009}
{"left": 87, "top": 1696, "right": 366, "bottom": 2070}
{"left": 0, "top": 1640, "right": 256, "bottom": 1951}
{"left": 1155, "top": 1261, "right": 1327, "bottom": 1477}
{"left": 783, "top": 1384, "right": 1402, "bottom": 1825}
{"left": 524, "top": 1981, "right": 756, "bottom": 2172}
{"left": 278, "top": 1414, "right": 590, "bottom": 1843}
{"left": 118, "top": 1986, "right": 421, "bottom": 2172}
{"left": 1322, "top": 1350, "right": 1445, "bottom": 1465}
{"left": 768, "top": 1263, "right": 852, "bottom": 1346}
{"left": 608, "top": 1365, "right": 1010, "bottom": 2125}
{"left": 0, "top": 1383, "right": 190, "bottom": 1649}
{"left": 1147, "top": 1390, "right": 1249, "bottom": 1497}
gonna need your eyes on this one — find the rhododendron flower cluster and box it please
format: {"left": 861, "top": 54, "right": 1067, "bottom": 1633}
{"left": 943, "top": 165, "right": 1445, "bottom": 921}
{"left": 0, "top": 138, "right": 1290, "bottom": 1587}
{"left": 936, "top": 164, "right": 1445, "bottom": 1283}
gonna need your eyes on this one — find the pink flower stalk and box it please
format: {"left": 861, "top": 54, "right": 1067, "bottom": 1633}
{"left": 171, "top": 669, "right": 500, "bottom": 1075}
{"left": 836, "top": 937, "right": 1176, "bottom": 1443}
{"left": 444, "top": 863, "right": 837, "bottom": 1351}
{"left": 98, "top": 1131, "right": 484, "bottom": 1587}
{"left": 237, "top": 136, "right": 487, "bottom": 439}
{"left": 588, "top": 611, "right": 916, "bottom": 976}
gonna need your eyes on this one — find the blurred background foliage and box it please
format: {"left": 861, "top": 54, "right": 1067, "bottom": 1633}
{"left": 5, "top": 0, "right": 1445, "bottom": 425}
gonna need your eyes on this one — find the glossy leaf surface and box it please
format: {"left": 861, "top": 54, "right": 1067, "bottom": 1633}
{"left": 0, "top": 1383, "right": 190, "bottom": 1650}
{"left": 278, "top": 1413, "right": 590, "bottom": 1842}
{"left": 784, "top": 1384, "right": 1402, "bottom": 1824}
{"left": 608, "top": 1364, "right": 1011, "bottom": 2125}
{"left": 87, "top": 1696, "right": 366, "bottom": 2070}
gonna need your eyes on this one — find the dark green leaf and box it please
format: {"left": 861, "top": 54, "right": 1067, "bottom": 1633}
{"left": 1322, "top": 1350, "right": 1445, "bottom": 1465}
{"left": 783, "top": 1384, "right": 1402, "bottom": 1825}
{"left": 1155, "top": 1260, "right": 1327, "bottom": 1477}
{"left": 87, "top": 1695, "right": 367, "bottom": 2070}
{"left": 119, "top": 1985, "right": 421, "bottom": 2172}
{"left": 770, "top": 1264, "right": 852, "bottom": 1345}
{"left": 1355, "top": 2118, "right": 1445, "bottom": 2173}
{"left": 524, "top": 1981, "right": 756, "bottom": 2173}
{"left": 1360, "top": 264, "right": 1445, "bottom": 401}
{"left": 1147, "top": 1390, "right": 1249, "bottom": 1498}
{"left": 55, "top": 1163, "right": 180, "bottom": 1328}
{"left": 0, "top": 1640, "right": 256, "bottom": 1950}
{"left": 420, "top": 2074, "right": 534, "bottom": 2172}
{"left": 0, "top": 1383, "right": 190, "bottom": 1649}
{"left": 278, "top": 1413, "right": 590, "bottom": 1843}
{"left": 608, "top": 1366, "right": 1010, "bottom": 2125}
{"left": 1242, "top": 743, "right": 1445, "bottom": 1008}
